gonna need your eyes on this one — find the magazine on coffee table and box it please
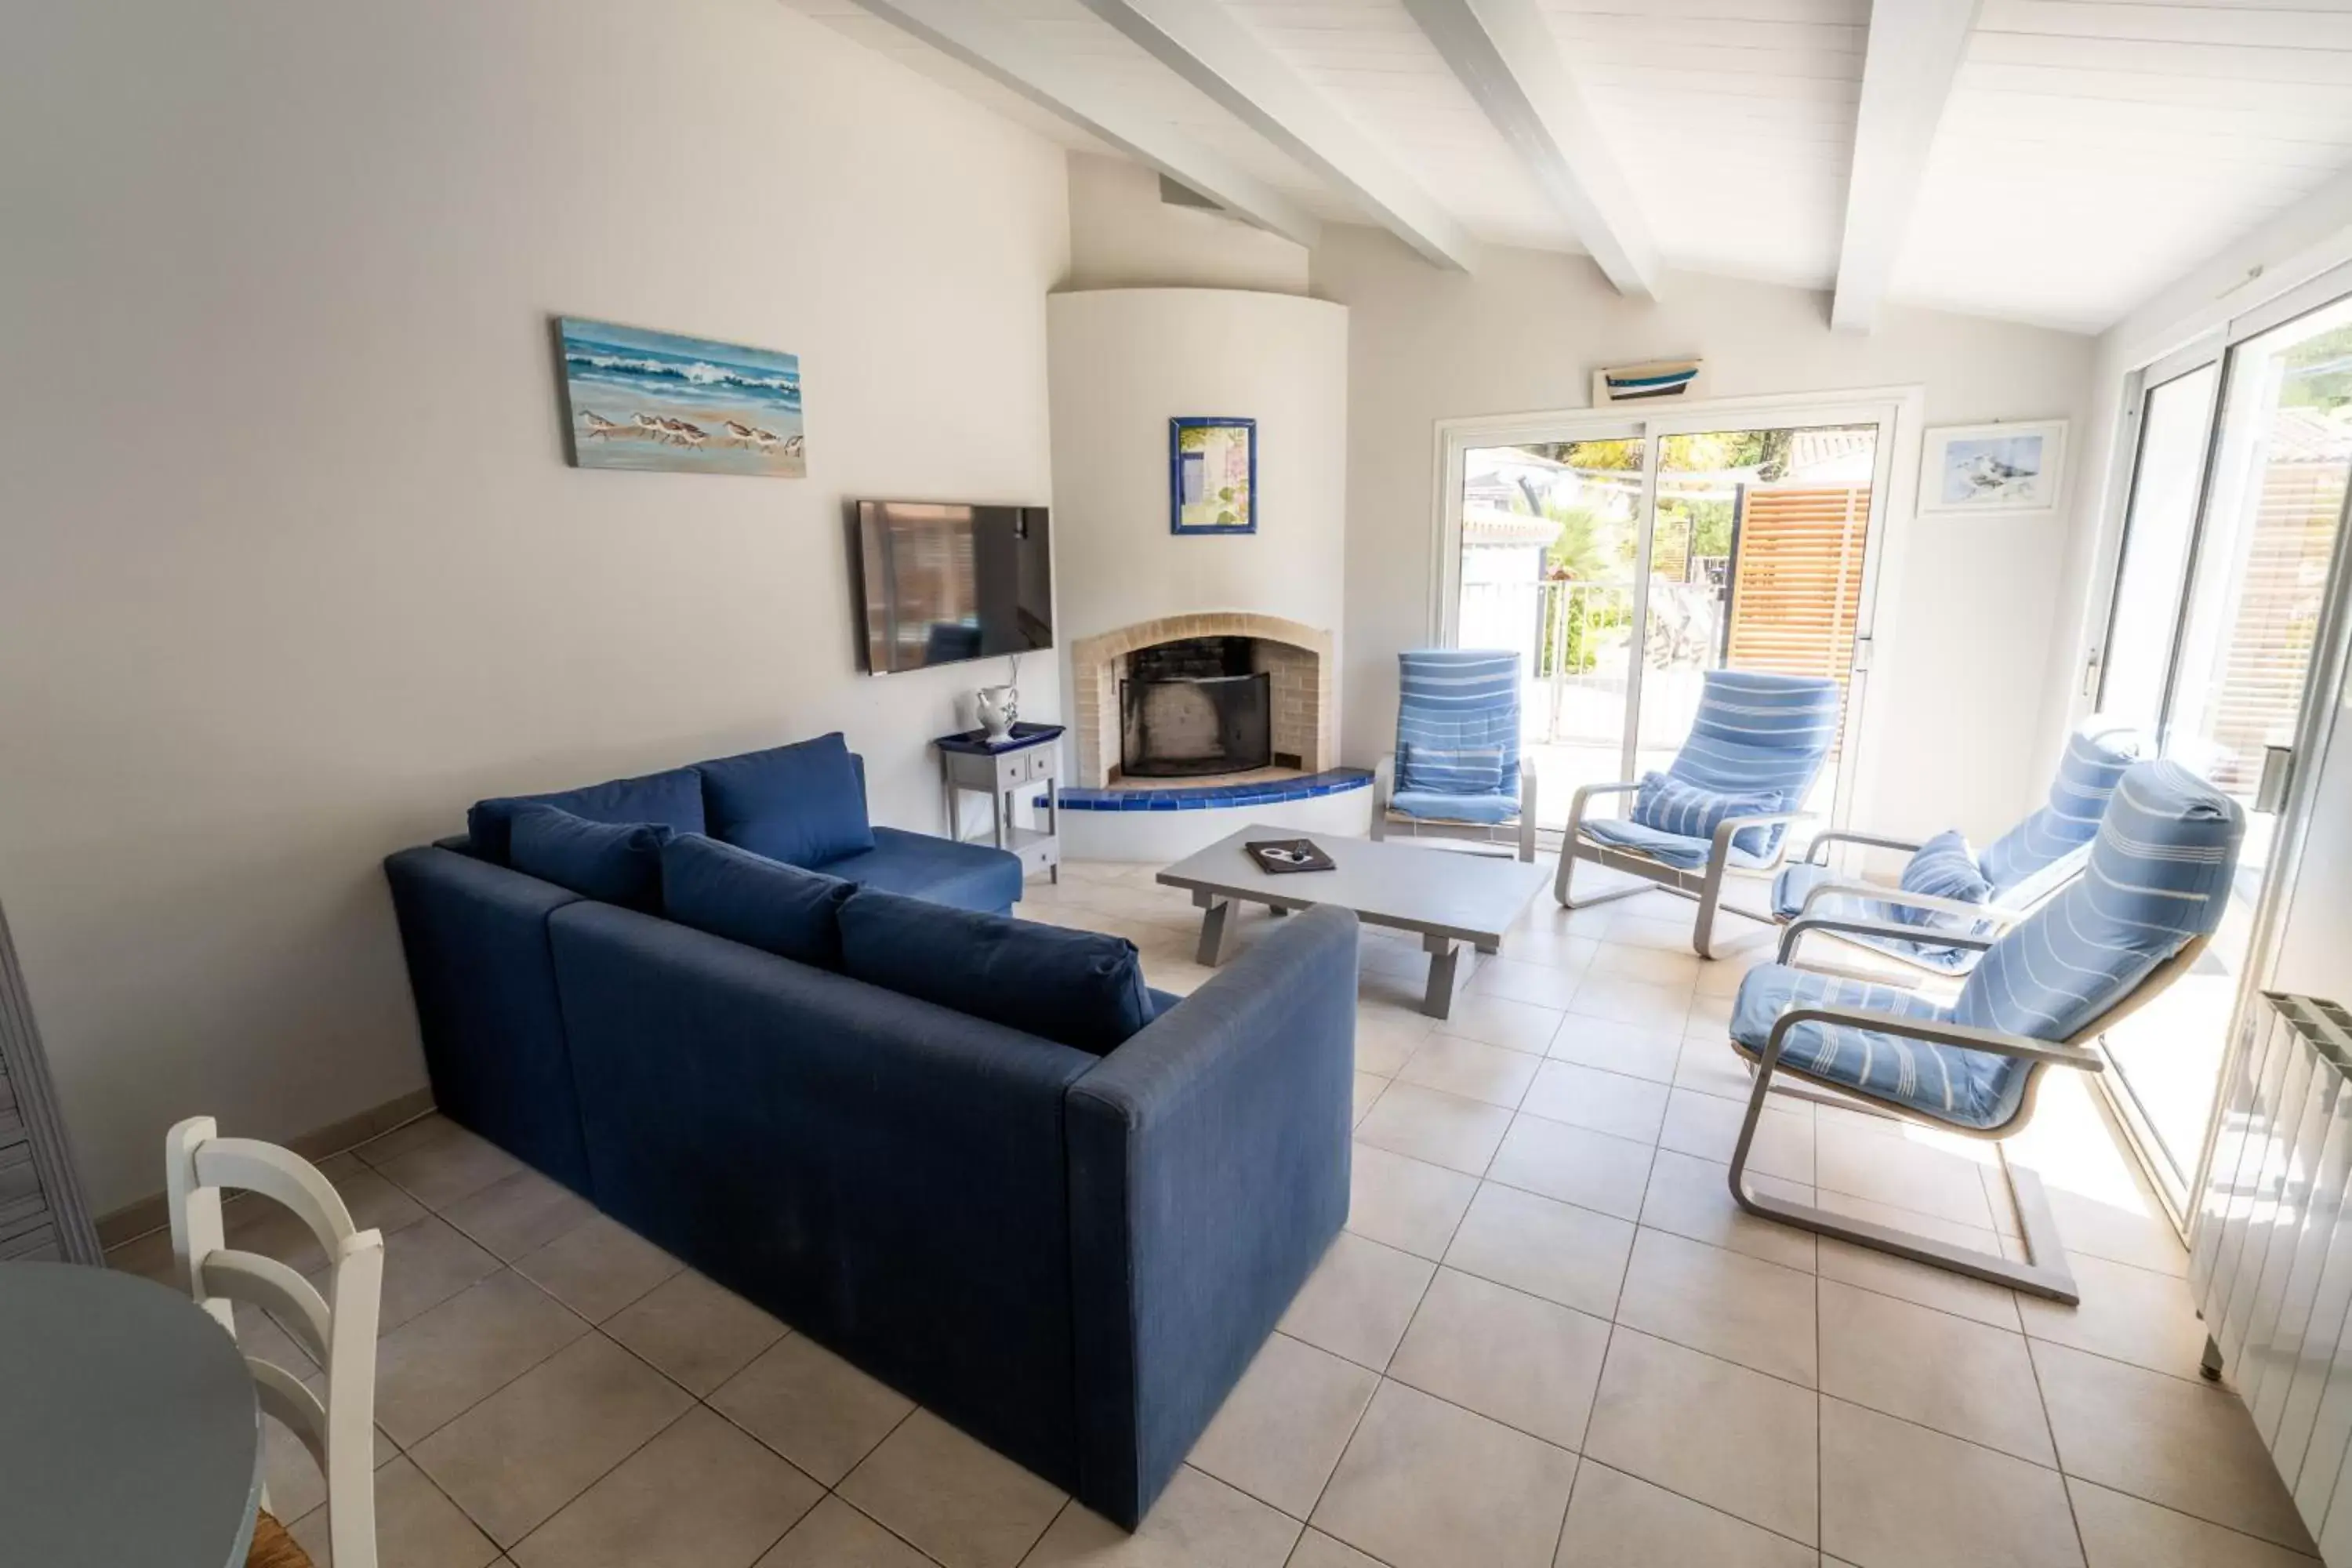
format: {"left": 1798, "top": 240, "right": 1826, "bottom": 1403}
{"left": 1244, "top": 838, "right": 1335, "bottom": 875}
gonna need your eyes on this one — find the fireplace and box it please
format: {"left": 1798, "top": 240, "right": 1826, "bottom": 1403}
{"left": 1069, "top": 613, "right": 1333, "bottom": 788}
{"left": 1121, "top": 637, "right": 1273, "bottom": 778}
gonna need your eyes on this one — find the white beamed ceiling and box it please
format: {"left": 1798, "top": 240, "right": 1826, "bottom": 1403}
{"left": 785, "top": 0, "right": 2352, "bottom": 332}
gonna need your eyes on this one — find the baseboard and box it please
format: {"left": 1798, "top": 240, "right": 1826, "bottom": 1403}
{"left": 94, "top": 1087, "right": 438, "bottom": 1250}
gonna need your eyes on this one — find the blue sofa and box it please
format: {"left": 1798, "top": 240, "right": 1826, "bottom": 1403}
{"left": 383, "top": 739, "right": 1356, "bottom": 1526}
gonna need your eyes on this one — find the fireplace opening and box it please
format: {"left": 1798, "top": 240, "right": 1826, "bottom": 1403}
{"left": 1120, "top": 637, "right": 1273, "bottom": 778}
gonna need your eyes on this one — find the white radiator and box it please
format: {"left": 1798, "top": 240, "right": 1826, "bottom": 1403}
{"left": 2194, "top": 992, "right": 2352, "bottom": 1563}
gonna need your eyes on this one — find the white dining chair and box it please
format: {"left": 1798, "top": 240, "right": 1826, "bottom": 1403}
{"left": 165, "top": 1116, "right": 383, "bottom": 1568}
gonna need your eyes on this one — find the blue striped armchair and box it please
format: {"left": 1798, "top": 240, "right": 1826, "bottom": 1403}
{"left": 1370, "top": 649, "right": 1537, "bottom": 861}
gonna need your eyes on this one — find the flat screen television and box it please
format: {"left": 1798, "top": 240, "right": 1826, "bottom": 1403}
{"left": 855, "top": 500, "right": 1053, "bottom": 674}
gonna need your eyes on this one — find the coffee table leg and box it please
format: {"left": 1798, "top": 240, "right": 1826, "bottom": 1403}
{"left": 1421, "top": 934, "right": 1460, "bottom": 1019}
{"left": 1196, "top": 896, "right": 1234, "bottom": 967}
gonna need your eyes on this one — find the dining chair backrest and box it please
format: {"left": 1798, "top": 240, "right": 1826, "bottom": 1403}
{"left": 166, "top": 1116, "right": 382, "bottom": 1568}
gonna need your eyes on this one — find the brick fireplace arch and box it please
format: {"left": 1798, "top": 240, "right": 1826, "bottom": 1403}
{"left": 1069, "top": 612, "right": 1334, "bottom": 788}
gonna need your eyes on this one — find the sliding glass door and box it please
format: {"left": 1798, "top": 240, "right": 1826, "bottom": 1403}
{"left": 2095, "top": 290, "right": 2352, "bottom": 1212}
{"left": 1444, "top": 403, "right": 1893, "bottom": 833}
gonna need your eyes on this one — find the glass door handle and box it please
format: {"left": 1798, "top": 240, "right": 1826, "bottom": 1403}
{"left": 2255, "top": 746, "right": 2296, "bottom": 814}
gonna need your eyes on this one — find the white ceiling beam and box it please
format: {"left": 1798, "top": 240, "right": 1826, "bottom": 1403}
{"left": 855, "top": 0, "right": 1322, "bottom": 250}
{"left": 1401, "top": 0, "right": 1661, "bottom": 298}
{"left": 1830, "top": 0, "right": 1981, "bottom": 332}
{"left": 1079, "top": 0, "right": 1479, "bottom": 272}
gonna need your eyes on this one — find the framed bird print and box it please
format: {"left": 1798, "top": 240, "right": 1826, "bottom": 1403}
{"left": 557, "top": 317, "right": 806, "bottom": 477}
{"left": 1920, "top": 420, "right": 2065, "bottom": 514}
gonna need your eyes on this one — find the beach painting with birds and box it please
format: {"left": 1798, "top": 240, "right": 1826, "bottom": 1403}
{"left": 557, "top": 317, "right": 805, "bottom": 477}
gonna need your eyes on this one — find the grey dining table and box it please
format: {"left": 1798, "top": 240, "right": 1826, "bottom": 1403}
{"left": 0, "top": 1260, "right": 262, "bottom": 1567}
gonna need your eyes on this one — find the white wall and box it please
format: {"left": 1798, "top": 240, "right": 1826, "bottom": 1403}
{"left": 1046, "top": 289, "right": 1350, "bottom": 660}
{"left": 0, "top": 0, "right": 1069, "bottom": 1210}
{"left": 1067, "top": 154, "right": 1312, "bottom": 296}
{"left": 1312, "top": 228, "right": 2100, "bottom": 844}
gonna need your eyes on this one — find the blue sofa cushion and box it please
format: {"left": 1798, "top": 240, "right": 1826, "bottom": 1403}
{"left": 508, "top": 807, "right": 670, "bottom": 913}
{"left": 818, "top": 827, "right": 1024, "bottom": 915}
{"left": 699, "top": 733, "right": 876, "bottom": 869}
{"left": 661, "top": 833, "right": 853, "bottom": 971}
{"left": 469, "top": 765, "right": 706, "bottom": 865}
{"left": 840, "top": 888, "right": 1154, "bottom": 1054}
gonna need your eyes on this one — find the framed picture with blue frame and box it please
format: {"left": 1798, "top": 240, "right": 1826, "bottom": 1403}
{"left": 1170, "top": 417, "right": 1257, "bottom": 535}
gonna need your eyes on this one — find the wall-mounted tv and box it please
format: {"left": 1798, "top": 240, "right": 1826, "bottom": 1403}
{"left": 855, "top": 500, "right": 1053, "bottom": 674}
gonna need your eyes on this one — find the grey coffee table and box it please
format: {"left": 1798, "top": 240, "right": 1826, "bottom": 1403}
{"left": 1157, "top": 826, "right": 1550, "bottom": 1019}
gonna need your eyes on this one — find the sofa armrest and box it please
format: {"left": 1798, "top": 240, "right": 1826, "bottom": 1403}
{"left": 1064, "top": 904, "right": 1358, "bottom": 1526}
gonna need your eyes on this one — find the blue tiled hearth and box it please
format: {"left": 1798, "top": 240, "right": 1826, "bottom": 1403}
{"left": 1059, "top": 768, "right": 1372, "bottom": 812}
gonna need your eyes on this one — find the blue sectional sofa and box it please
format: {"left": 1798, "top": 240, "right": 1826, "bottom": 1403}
{"left": 383, "top": 735, "right": 1357, "bottom": 1526}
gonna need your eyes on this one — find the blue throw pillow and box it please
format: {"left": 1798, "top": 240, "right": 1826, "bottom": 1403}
{"left": 1631, "top": 771, "right": 1785, "bottom": 857}
{"left": 1399, "top": 742, "right": 1504, "bottom": 795}
{"left": 1893, "top": 830, "right": 1994, "bottom": 930}
{"left": 507, "top": 806, "right": 670, "bottom": 911}
{"left": 837, "top": 887, "right": 1155, "bottom": 1055}
{"left": 469, "top": 764, "right": 706, "bottom": 865}
{"left": 661, "top": 833, "right": 854, "bottom": 971}
{"left": 697, "top": 733, "right": 877, "bottom": 869}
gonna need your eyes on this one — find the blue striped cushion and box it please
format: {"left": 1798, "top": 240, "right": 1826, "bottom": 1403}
{"left": 1977, "top": 720, "right": 2143, "bottom": 900}
{"left": 1955, "top": 759, "right": 2241, "bottom": 1055}
{"left": 1730, "top": 966, "right": 2011, "bottom": 1128}
{"left": 1661, "top": 671, "right": 1842, "bottom": 859}
{"left": 1396, "top": 649, "right": 1521, "bottom": 800}
{"left": 1629, "top": 771, "right": 1784, "bottom": 857}
{"left": 1886, "top": 829, "right": 1994, "bottom": 964}
{"left": 1764, "top": 862, "right": 1980, "bottom": 973}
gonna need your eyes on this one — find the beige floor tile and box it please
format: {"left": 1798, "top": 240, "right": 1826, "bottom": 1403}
{"left": 1673, "top": 1036, "right": 1762, "bottom": 1104}
{"left": 2031, "top": 1339, "right": 2314, "bottom": 1552}
{"left": 1355, "top": 1083, "right": 1513, "bottom": 1175}
{"left": 2066, "top": 1476, "right": 2321, "bottom": 1568}
{"left": 1187, "top": 1334, "right": 1378, "bottom": 1519}
{"left": 292, "top": 1455, "right": 499, "bottom": 1568}
{"left": 1813, "top": 1189, "right": 2020, "bottom": 1330}
{"left": 1444, "top": 1182, "right": 1635, "bottom": 1319}
{"left": 1489, "top": 1114, "right": 1653, "bottom": 1221}
{"left": 1597, "top": 912, "right": 1705, "bottom": 955}
{"left": 363, "top": 1216, "right": 504, "bottom": 1333}
{"left": 1353, "top": 1007, "right": 1437, "bottom": 1076}
{"left": 1584, "top": 1328, "right": 1819, "bottom": 1545}
{"left": 1352, "top": 1072, "right": 1388, "bottom": 1126}
{"left": 2038, "top": 1181, "right": 2190, "bottom": 1277}
{"left": 1545, "top": 1015, "right": 1683, "bottom": 1083}
{"left": 1024, "top": 1466, "right": 1300, "bottom": 1567}
{"left": 1521, "top": 1061, "right": 1671, "bottom": 1143}
{"left": 1637, "top": 1149, "right": 1817, "bottom": 1272}
{"left": 514, "top": 1214, "right": 682, "bottom": 1323}
{"left": 319, "top": 1151, "right": 431, "bottom": 1237}
{"left": 1616, "top": 1228, "right": 1818, "bottom": 1387}
{"left": 710, "top": 1333, "right": 916, "bottom": 1486}
{"left": 1469, "top": 957, "right": 1587, "bottom": 1011}
{"left": 1817, "top": 1279, "right": 2053, "bottom": 1464}
{"left": 1347, "top": 1143, "right": 1479, "bottom": 1260}
{"left": 1311, "top": 1381, "right": 1577, "bottom": 1568}
{"left": 1813, "top": 1123, "right": 1994, "bottom": 1230}
{"left": 604, "top": 1268, "right": 789, "bottom": 1396}
{"left": 227, "top": 1192, "right": 335, "bottom": 1274}
{"left": 1818, "top": 1398, "right": 2081, "bottom": 1568}
{"left": 370, "top": 1120, "right": 527, "bottom": 1210}
{"left": 410, "top": 1335, "right": 695, "bottom": 1547}
{"left": 1686, "top": 991, "right": 1735, "bottom": 1032}
{"left": 105, "top": 1225, "right": 181, "bottom": 1283}
{"left": 1387, "top": 1267, "right": 1609, "bottom": 1452}
{"left": 1567, "top": 976, "right": 1692, "bottom": 1033}
{"left": 1502, "top": 927, "right": 1601, "bottom": 975}
{"left": 510, "top": 1406, "right": 820, "bottom": 1568}
{"left": 355, "top": 1112, "right": 464, "bottom": 1166}
{"left": 2016, "top": 1252, "right": 2212, "bottom": 1381}
{"left": 1659, "top": 1089, "right": 1813, "bottom": 1183}
{"left": 1286, "top": 1529, "right": 1385, "bottom": 1568}
{"left": 1439, "top": 993, "right": 1566, "bottom": 1055}
{"left": 1399, "top": 1033, "right": 1541, "bottom": 1108}
{"left": 1586, "top": 944, "right": 1705, "bottom": 989}
{"left": 1555, "top": 1460, "right": 1813, "bottom": 1568}
{"left": 755, "top": 1496, "right": 933, "bottom": 1568}
{"left": 442, "top": 1168, "right": 597, "bottom": 1262}
{"left": 1279, "top": 1232, "right": 1437, "bottom": 1370}
{"left": 374, "top": 1269, "right": 590, "bottom": 1446}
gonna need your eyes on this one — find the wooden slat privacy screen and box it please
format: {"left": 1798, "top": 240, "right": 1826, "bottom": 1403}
{"left": 2199, "top": 463, "right": 2348, "bottom": 793}
{"left": 1725, "top": 483, "right": 1871, "bottom": 757}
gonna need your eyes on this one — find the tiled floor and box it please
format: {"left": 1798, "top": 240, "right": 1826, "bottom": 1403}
{"left": 108, "top": 858, "right": 2322, "bottom": 1568}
